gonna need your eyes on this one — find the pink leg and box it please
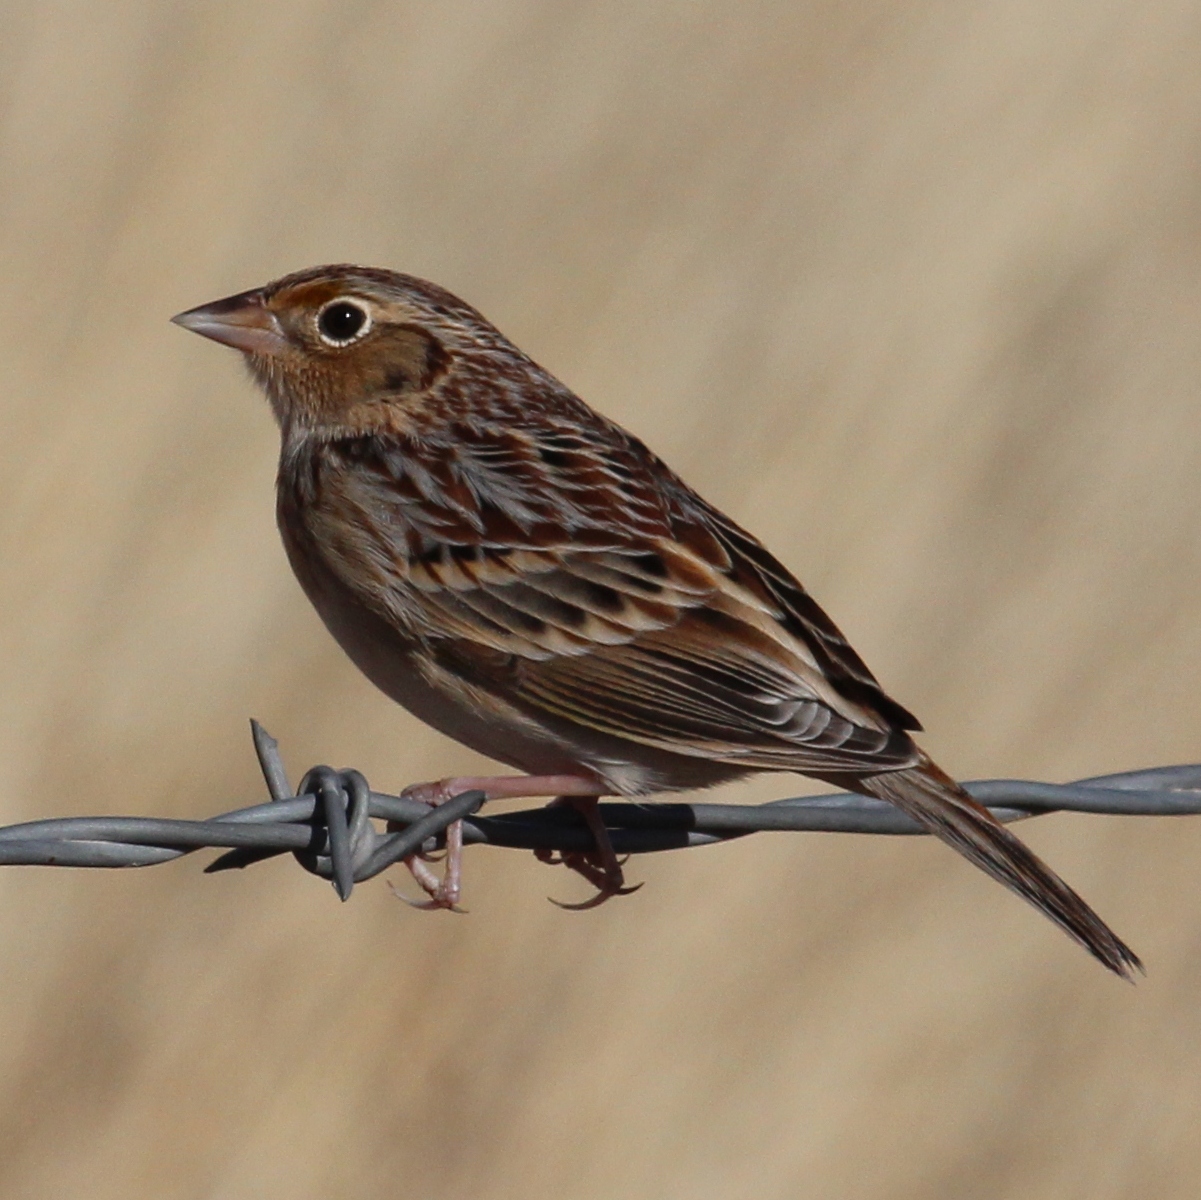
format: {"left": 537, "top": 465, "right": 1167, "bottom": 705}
{"left": 393, "top": 811, "right": 467, "bottom": 912}
{"left": 392, "top": 773, "right": 604, "bottom": 911}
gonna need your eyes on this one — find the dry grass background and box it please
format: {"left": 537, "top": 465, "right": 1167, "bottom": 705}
{"left": 1, "top": 2, "right": 1200, "bottom": 1195}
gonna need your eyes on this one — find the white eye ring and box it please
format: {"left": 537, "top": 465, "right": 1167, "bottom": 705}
{"left": 315, "top": 297, "right": 373, "bottom": 347}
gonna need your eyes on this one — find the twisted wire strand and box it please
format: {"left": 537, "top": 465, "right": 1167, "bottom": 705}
{"left": 0, "top": 720, "right": 1196, "bottom": 902}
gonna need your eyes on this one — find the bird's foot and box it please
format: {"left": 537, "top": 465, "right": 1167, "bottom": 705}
{"left": 390, "top": 773, "right": 604, "bottom": 911}
{"left": 539, "top": 796, "right": 643, "bottom": 910}
{"left": 388, "top": 778, "right": 469, "bottom": 912}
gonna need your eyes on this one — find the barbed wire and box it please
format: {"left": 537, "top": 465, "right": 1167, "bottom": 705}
{"left": 0, "top": 720, "right": 1197, "bottom": 901}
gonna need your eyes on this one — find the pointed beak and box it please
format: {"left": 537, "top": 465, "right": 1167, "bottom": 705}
{"left": 171, "top": 288, "right": 289, "bottom": 356}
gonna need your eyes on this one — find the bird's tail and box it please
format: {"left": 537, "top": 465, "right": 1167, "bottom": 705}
{"left": 840, "top": 756, "right": 1141, "bottom": 979}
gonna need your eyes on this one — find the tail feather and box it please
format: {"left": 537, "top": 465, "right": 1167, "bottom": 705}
{"left": 845, "top": 758, "right": 1141, "bottom": 980}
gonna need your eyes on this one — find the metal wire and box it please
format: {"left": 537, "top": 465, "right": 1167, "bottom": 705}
{"left": 0, "top": 719, "right": 1197, "bottom": 902}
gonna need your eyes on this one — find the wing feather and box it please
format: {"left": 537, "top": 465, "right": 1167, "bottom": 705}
{"left": 300, "top": 423, "right": 922, "bottom": 774}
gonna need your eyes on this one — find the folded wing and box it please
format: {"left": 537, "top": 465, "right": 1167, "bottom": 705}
{"left": 306, "top": 421, "right": 921, "bottom": 774}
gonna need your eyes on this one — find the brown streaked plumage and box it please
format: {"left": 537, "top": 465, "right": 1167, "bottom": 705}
{"left": 173, "top": 264, "right": 1140, "bottom": 975}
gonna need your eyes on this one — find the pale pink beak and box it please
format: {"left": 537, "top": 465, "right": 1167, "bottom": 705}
{"left": 171, "top": 288, "right": 289, "bottom": 356}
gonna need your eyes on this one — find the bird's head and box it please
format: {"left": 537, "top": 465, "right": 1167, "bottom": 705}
{"left": 172, "top": 265, "right": 514, "bottom": 441}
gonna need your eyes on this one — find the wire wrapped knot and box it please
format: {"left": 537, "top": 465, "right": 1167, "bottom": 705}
{"left": 291, "top": 766, "right": 376, "bottom": 897}
{"left": 208, "top": 746, "right": 487, "bottom": 901}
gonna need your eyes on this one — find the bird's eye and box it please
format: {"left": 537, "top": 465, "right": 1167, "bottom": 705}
{"left": 316, "top": 299, "right": 372, "bottom": 346}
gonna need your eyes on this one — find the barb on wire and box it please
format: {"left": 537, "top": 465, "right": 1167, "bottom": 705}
{"left": 0, "top": 720, "right": 1197, "bottom": 902}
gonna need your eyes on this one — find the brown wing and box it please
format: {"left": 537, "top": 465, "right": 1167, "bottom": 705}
{"left": 655, "top": 459, "right": 924, "bottom": 734}
{"left": 299, "top": 418, "right": 920, "bottom": 773}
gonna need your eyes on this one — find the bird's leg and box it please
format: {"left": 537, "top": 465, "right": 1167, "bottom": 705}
{"left": 538, "top": 795, "right": 643, "bottom": 911}
{"left": 392, "top": 773, "right": 603, "bottom": 911}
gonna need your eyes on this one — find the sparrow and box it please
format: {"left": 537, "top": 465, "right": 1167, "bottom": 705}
{"left": 173, "top": 264, "right": 1139, "bottom": 977}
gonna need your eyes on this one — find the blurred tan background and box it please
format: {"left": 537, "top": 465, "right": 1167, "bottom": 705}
{"left": 1, "top": 1, "right": 1199, "bottom": 1196}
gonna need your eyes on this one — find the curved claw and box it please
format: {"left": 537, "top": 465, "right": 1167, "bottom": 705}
{"left": 548, "top": 880, "right": 644, "bottom": 911}
{"left": 540, "top": 841, "right": 643, "bottom": 910}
